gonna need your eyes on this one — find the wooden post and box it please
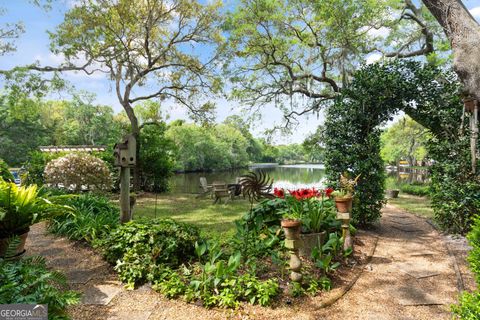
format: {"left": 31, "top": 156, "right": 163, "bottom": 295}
{"left": 120, "top": 166, "right": 131, "bottom": 223}
{"left": 114, "top": 134, "right": 136, "bottom": 224}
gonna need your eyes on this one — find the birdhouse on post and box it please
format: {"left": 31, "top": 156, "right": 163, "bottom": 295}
{"left": 114, "top": 134, "right": 136, "bottom": 168}
{"left": 114, "top": 134, "right": 137, "bottom": 223}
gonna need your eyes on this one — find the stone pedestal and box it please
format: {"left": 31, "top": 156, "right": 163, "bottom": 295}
{"left": 337, "top": 211, "right": 352, "bottom": 251}
{"left": 281, "top": 220, "right": 303, "bottom": 282}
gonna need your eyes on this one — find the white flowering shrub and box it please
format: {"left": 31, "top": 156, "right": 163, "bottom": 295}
{"left": 45, "top": 153, "right": 112, "bottom": 192}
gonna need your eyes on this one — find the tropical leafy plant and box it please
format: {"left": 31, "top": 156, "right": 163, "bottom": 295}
{"left": 312, "top": 232, "right": 344, "bottom": 276}
{"left": 302, "top": 197, "right": 338, "bottom": 234}
{"left": 152, "top": 246, "right": 279, "bottom": 308}
{"left": 0, "top": 178, "right": 71, "bottom": 238}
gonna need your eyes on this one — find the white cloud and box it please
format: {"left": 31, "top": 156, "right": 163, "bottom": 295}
{"left": 367, "top": 27, "right": 390, "bottom": 38}
{"left": 366, "top": 53, "right": 382, "bottom": 65}
{"left": 470, "top": 6, "right": 480, "bottom": 20}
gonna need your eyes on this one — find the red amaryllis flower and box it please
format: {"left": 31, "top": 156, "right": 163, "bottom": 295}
{"left": 288, "top": 189, "right": 302, "bottom": 200}
{"left": 288, "top": 188, "right": 320, "bottom": 200}
{"left": 325, "top": 187, "right": 334, "bottom": 198}
{"left": 301, "top": 188, "right": 311, "bottom": 197}
{"left": 274, "top": 187, "right": 285, "bottom": 198}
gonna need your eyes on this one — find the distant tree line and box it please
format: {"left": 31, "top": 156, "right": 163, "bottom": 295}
{"left": 0, "top": 91, "right": 324, "bottom": 191}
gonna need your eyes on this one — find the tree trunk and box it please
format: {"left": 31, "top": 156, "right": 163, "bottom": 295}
{"left": 422, "top": 0, "right": 480, "bottom": 99}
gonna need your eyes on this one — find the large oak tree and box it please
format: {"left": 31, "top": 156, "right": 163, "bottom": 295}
{"left": 422, "top": 0, "right": 480, "bottom": 99}
{"left": 224, "top": 0, "right": 445, "bottom": 129}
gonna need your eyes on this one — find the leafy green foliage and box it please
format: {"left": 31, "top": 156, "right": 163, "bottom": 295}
{"left": 452, "top": 291, "right": 480, "bottom": 320}
{"left": 325, "top": 59, "right": 478, "bottom": 229}
{"left": 0, "top": 91, "right": 123, "bottom": 168}
{"left": 0, "top": 255, "right": 80, "bottom": 319}
{"left": 324, "top": 97, "right": 387, "bottom": 225}
{"left": 0, "top": 178, "right": 71, "bottom": 237}
{"left": 47, "top": 193, "right": 119, "bottom": 244}
{"left": 166, "top": 123, "right": 250, "bottom": 172}
{"left": 303, "top": 127, "right": 326, "bottom": 163}
{"left": 312, "top": 232, "right": 343, "bottom": 275}
{"left": 300, "top": 197, "right": 340, "bottom": 234}
{"left": 0, "top": 94, "right": 54, "bottom": 166}
{"left": 23, "top": 151, "right": 66, "bottom": 186}
{"left": 0, "top": 159, "right": 14, "bottom": 182}
{"left": 380, "top": 116, "right": 429, "bottom": 165}
{"left": 467, "top": 216, "right": 480, "bottom": 283}
{"left": 139, "top": 123, "right": 175, "bottom": 192}
{"left": 452, "top": 216, "right": 480, "bottom": 319}
{"left": 231, "top": 198, "right": 286, "bottom": 257}
{"left": 152, "top": 247, "right": 279, "bottom": 308}
{"left": 399, "top": 183, "right": 430, "bottom": 197}
{"left": 385, "top": 176, "right": 430, "bottom": 197}
{"left": 429, "top": 136, "right": 480, "bottom": 233}
{"left": 47, "top": 95, "right": 124, "bottom": 146}
{"left": 98, "top": 219, "right": 200, "bottom": 288}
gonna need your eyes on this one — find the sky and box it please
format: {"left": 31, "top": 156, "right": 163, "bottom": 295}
{"left": 1, "top": 0, "right": 480, "bottom": 144}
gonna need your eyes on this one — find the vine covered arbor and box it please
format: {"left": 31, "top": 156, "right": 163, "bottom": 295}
{"left": 324, "top": 60, "right": 479, "bottom": 233}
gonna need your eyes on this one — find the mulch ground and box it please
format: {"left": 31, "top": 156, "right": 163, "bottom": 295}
{"left": 25, "top": 204, "right": 476, "bottom": 320}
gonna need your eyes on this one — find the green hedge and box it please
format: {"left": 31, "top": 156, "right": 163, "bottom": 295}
{"left": 399, "top": 183, "right": 430, "bottom": 197}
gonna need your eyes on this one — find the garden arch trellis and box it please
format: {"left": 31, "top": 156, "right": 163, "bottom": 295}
{"left": 324, "top": 60, "right": 479, "bottom": 232}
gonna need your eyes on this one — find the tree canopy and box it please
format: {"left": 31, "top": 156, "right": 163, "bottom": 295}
{"left": 224, "top": 0, "right": 447, "bottom": 128}
{"left": 380, "top": 116, "right": 429, "bottom": 166}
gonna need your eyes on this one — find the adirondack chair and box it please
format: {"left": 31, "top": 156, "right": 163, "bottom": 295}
{"left": 196, "top": 177, "right": 212, "bottom": 198}
{"left": 212, "top": 181, "right": 231, "bottom": 204}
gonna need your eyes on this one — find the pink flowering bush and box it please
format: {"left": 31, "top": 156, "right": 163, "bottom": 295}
{"left": 45, "top": 153, "right": 112, "bottom": 192}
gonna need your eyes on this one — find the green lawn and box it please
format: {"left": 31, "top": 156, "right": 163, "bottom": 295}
{"left": 388, "top": 193, "right": 434, "bottom": 219}
{"left": 131, "top": 193, "right": 251, "bottom": 238}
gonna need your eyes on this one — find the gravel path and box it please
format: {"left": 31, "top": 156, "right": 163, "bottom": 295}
{"left": 313, "top": 204, "right": 467, "bottom": 319}
{"left": 24, "top": 204, "right": 474, "bottom": 320}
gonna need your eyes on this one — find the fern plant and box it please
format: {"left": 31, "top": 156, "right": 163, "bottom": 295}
{"left": 0, "top": 178, "right": 71, "bottom": 238}
{"left": 0, "top": 243, "right": 80, "bottom": 319}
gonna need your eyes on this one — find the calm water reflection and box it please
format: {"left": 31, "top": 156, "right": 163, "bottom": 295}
{"left": 170, "top": 164, "right": 326, "bottom": 194}
{"left": 386, "top": 167, "right": 429, "bottom": 184}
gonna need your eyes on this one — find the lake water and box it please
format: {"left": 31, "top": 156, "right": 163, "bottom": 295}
{"left": 170, "top": 164, "right": 327, "bottom": 194}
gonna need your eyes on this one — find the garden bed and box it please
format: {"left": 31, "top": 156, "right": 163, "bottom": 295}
{"left": 26, "top": 223, "right": 378, "bottom": 320}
